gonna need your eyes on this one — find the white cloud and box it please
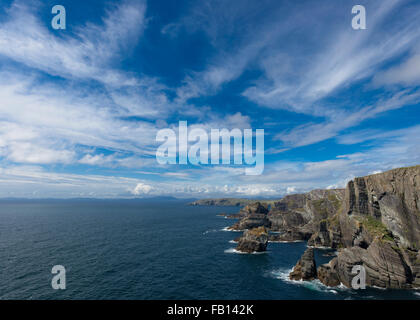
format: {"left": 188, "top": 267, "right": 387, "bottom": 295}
{"left": 286, "top": 186, "right": 296, "bottom": 194}
{"left": 132, "top": 183, "right": 153, "bottom": 195}
{"left": 375, "top": 53, "right": 420, "bottom": 86}
{"left": 6, "top": 142, "right": 75, "bottom": 164}
{"left": 243, "top": 0, "right": 417, "bottom": 114}
{"left": 0, "top": 0, "right": 146, "bottom": 85}
{"left": 274, "top": 90, "right": 420, "bottom": 147}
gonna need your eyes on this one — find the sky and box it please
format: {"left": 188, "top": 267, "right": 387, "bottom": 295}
{"left": 0, "top": 0, "right": 419, "bottom": 198}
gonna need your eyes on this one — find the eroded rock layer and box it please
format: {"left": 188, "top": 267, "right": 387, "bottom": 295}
{"left": 227, "top": 165, "right": 420, "bottom": 289}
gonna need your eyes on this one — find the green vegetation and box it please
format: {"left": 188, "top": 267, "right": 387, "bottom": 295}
{"left": 312, "top": 199, "right": 329, "bottom": 219}
{"left": 248, "top": 226, "right": 268, "bottom": 236}
{"left": 327, "top": 213, "right": 340, "bottom": 227}
{"left": 327, "top": 193, "right": 342, "bottom": 210}
{"left": 359, "top": 215, "right": 394, "bottom": 242}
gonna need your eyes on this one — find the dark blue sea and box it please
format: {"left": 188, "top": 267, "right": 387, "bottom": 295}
{"left": 1, "top": 199, "right": 419, "bottom": 300}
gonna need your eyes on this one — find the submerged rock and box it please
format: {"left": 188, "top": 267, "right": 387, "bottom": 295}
{"left": 289, "top": 248, "right": 317, "bottom": 281}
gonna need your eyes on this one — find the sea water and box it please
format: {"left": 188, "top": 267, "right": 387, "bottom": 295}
{"left": 0, "top": 199, "right": 419, "bottom": 300}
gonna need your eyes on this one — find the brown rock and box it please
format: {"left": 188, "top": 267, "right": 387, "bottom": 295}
{"left": 289, "top": 248, "right": 317, "bottom": 281}
{"left": 236, "top": 226, "right": 269, "bottom": 253}
{"left": 317, "top": 258, "right": 340, "bottom": 287}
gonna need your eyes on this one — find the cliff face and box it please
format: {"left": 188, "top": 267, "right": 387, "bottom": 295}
{"left": 229, "top": 202, "right": 271, "bottom": 231}
{"left": 318, "top": 165, "right": 420, "bottom": 289}
{"left": 268, "top": 189, "right": 345, "bottom": 243}
{"left": 226, "top": 165, "right": 420, "bottom": 288}
{"left": 344, "top": 166, "right": 420, "bottom": 249}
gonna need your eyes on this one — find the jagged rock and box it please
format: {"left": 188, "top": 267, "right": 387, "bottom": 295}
{"left": 226, "top": 165, "right": 420, "bottom": 289}
{"left": 317, "top": 258, "right": 340, "bottom": 287}
{"left": 269, "top": 229, "right": 312, "bottom": 242}
{"left": 335, "top": 246, "right": 366, "bottom": 288}
{"left": 363, "top": 239, "right": 413, "bottom": 289}
{"left": 229, "top": 202, "right": 271, "bottom": 230}
{"left": 240, "top": 202, "right": 269, "bottom": 215}
{"left": 322, "top": 166, "right": 420, "bottom": 289}
{"left": 308, "top": 220, "right": 331, "bottom": 247}
{"left": 289, "top": 248, "right": 317, "bottom": 281}
{"left": 236, "top": 226, "right": 269, "bottom": 253}
{"left": 345, "top": 166, "right": 420, "bottom": 249}
{"left": 307, "top": 214, "right": 343, "bottom": 249}
{"left": 271, "top": 189, "right": 344, "bottom": 224}
{"left": 333, "top": 239, "right": 413, "bottom": 289}
{"left": 265, "top": 189, "right": 345, "bottom": 246}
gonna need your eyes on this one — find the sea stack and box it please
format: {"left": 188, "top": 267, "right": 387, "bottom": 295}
{"left": 236, "top": 226, "right": 269, "bottom": 253}
{"left": 289, "top": 247, "right": 317, "bottom": 281}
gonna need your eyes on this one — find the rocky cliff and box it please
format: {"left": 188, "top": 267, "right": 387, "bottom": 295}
{"left": 317, "top": 165, "right": 420, "bottom": 289}
{"left": 225, "top": 165, "right": 420, "bottom": 289}
{"left": 309, "top": 165, "right": 420, "bottom": 289}
{"left": 228, "top": 202, "right": 271, "bottom": 231}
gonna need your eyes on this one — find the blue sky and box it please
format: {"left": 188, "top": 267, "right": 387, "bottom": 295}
{"left": 0, "top": 0, "right": 419, "bottom": 198}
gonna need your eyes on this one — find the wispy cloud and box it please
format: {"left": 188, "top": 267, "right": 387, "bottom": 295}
{"left": 0, "top": 0, "right": 418, "bottom": 198}
{"left": 0, "top": 0, "right": 146, "bottom": 85}
{"left": 275, "top": 89, "right": 420, "bottom": 147}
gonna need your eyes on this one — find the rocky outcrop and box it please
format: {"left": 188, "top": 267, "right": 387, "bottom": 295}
{"left": 344, "top": 166, "right": 420, "bottom": 249}
{"left": 289, "top": 247, "right": 317, "bottom": 281}
{"left": 229, "top": 202, "right": 271, "bottom": 230}
{"left": 268, "top": 229, "right": 312, "bottom": 242}
{"left": 268, "top": 189, "right": 344, "bottom": 240}
{"left": 223, "top": 165, "right": 420, "bottom": 289}
{"left": 228, "top": 189, "right": 345, "bottom": 239}
{"left": 236, "top": 227, "right": 269, "bottom": 253}
{"left": 313, "top": 165, "right": 420, "bottom": 289}
{"left": 317, "top": 258, "right": 340, "bottom": 287}
{"left": 307, "top": 214, "right": 343, "bottom": 248}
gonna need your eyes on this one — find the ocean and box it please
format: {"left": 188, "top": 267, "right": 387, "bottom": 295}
{"left": 0, "top": 199, "right": 419, "bottom": 300}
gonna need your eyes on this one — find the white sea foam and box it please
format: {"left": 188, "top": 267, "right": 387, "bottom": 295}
{"left": 224, "top": 248, "right": 244, "bottom": 254}
{"left": 203, "top": 229, "right": 218, "bottom": 235}
{"left": 221, "top": 226, "right": 242, "bottom": 232}
{"left": 307, "top": 245, "right": 332, "bottom": 249}
{"left": 372, "top": 285, "right": 387, "bottom": 290}
{"left": 224, "top": 248, "right": 266, "bottom": 255}
{"left": 270, "top": 268, "right": 347, "bottom": 295}
{"left": 271, "top": 268, "right": 295, "bottom": 283}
